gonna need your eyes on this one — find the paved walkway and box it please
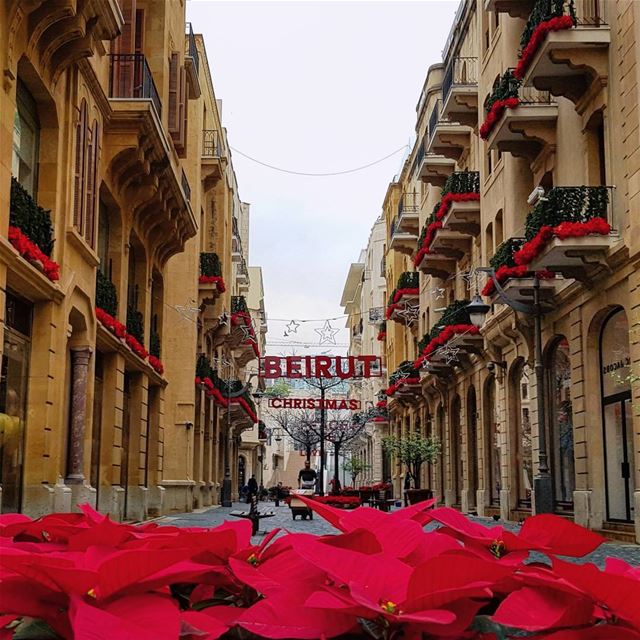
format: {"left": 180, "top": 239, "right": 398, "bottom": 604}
{"left": 153, "top": 501, "right": 640, "bottom": 569}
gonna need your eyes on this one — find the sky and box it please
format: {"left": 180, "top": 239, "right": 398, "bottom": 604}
{"left": 186, "top": 0, "right": 460, "bottom": 355}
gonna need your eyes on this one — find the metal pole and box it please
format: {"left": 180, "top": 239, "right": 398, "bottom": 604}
{"left": 319, "top": 384, "right": 325, "bottom": 495}
{"left": 533, "top": 276, "right": 553, "bottom": 514}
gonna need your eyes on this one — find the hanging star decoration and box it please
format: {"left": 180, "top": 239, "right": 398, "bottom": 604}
{"left": 397, "top": 303, "right": 420, "bottom": 326}
{"left": 431, "top": 287, "right": 446, "bottom": 300}
{"left": 462, "top": 267, "right": 479, "bottom": 292}
{"left": 174, "top": 303, "right": 200, "bottom": 321}
{"left": 218, "top": 312, "right": 229, "bottom": 327}
{"left": 441, "top": 345, "right": 460, "bottom": 365}
{"left": 239, "top": 321, "right": 257, "bottom": 345}
{"left": 286, "top": 320, "right": 300, "bottom": 334}
{"left": 315, "top": 320, "right": 340, "bottom": 345}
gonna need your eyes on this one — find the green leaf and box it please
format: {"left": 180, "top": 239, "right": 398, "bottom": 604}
{"left": 12, "top": 618, "right": 61, "bottom": 640}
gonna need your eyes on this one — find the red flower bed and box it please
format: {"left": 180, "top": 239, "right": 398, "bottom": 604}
{"left": 198, "top": 274, "right": 226, "bottom": 292}
{"left": 514, "top": 15, "right": 576, "bottom": 80}
{"left": 376, "top": 330, "right": 386, "bottom": 341}
{"left": 148, "top": 355, "right": 164, "bottom": 376}
{"left": 385, "top": 376, "right": 421, "bottom": 396}
{"left": 312, "top": 495, "right": 360, "bottom": 508}
{"left": 481, "top": 266, "right": 556, "bottom": 296}
{"left": 434, "top": 192, "right": 480, "bottom": 222}
{"left": 8, "top": 226, "right": 60, "bottom": 281}
{"left": 195, "top": 376, "right": 258, "bottom": 423}
{"left": 95, "top": 307, "right": 126, "bottom": 339}
{"left": 125, "top": 333, "right": 149, "bottom": 360}
{"left": 479, "top": 97, "right": 520, "bottom": 140}
{"left": 2, "top": 500, "right": 634, "bottom": 639}
{"left": 514, "top": 218, "right": 611, "bottom": 267}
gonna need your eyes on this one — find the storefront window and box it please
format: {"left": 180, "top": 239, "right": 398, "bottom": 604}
{"left": 1, "top": 293, "right": 33, "bottom": 513}
{"left": 549, "top": 338, "right": 574, "bottom": 507}
{"left": 516, "top": 363, "right": 532, "bottom": 506}
{"left": 12, "top": 81, "right": 40, "bottom": 195}
{"left": 600, "top": 309, "right": 635, "bottom": 522}
{"left": 485, "top": 377, "right": 501, "bottom": 505}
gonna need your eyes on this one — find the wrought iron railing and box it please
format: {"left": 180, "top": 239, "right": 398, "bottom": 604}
{"left": 484, "top": 69, "right": 552, "bottom": 113}
{"left": 398, "top": 191, "right": 419, "bottom": 218}
{"left": 202, "top": 130, "right": 222, "bottom": 157}
{"left": 200, "top": 252, "right": 222, "bottom": 278}
{"left": 443, "top": 57, "right": 478, "bottom": 106}
{"left": 428, "top": 100, "right": 441, "bottom": 143}
{"left": 108, "top": 54, "right": 162, "bottom": 118}
{"left": 185, "top": 22, "right": 200, "bottom": 74}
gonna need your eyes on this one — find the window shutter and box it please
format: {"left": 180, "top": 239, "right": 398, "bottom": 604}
{"left": 168, "top": 53, "right": 179, "bottom": 135}
{"left": 85, "top": 120, "right": 100, "bottom": 247}
{"left": 173, "top": 65, "right": 188, "bottom": 156}
{"left": 74, "top": 101, "right": 88, "bottom": 233}
{"left": 115, "top": 0, "right": 137, "bottom": 54}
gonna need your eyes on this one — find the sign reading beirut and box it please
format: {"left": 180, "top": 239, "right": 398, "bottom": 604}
{"left": 259, "top": 355, "right": 382, "bottom": 379}
{"left": 267, "top": 397, "right": 361, "bottom": 410}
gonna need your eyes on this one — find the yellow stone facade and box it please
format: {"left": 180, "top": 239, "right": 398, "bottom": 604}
{"left": 359, "top": 0, "right": 640, "bottom": 542}
{"left": 0, "top": 0, "right": 263, "bottom": 520}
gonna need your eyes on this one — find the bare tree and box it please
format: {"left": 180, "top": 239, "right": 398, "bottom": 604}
{"left": 268, "top": 409, "right": 320, "bottom": 463}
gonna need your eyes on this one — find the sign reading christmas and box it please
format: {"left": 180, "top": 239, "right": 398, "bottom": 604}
{"left": 267, "top": 397, "right": 361, "bottom": 410}
{"left": 259, "top": 355, "right": 382, "bottom": 379}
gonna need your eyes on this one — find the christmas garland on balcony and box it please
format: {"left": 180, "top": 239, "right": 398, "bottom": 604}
{"left": 231, "top": 311, "right": 260, "bottom": 358}
{"left": 385, "top": 272, "right": 419, "bottom": 319}
{"left": 95, "top": 307, "right": 165, "bottom": 374}
{"left": 385, "top": 361, "right": 421, "bottom": 396}
{"left": 513, "top": 187, "right": 611, "bottom": 267}
{"left": 514, "top": 0, "right": 577, "bottom": 80}
{"left": 199, "top": 252, "right": 226, "bottom": 291}
{"left": 8, "top": 227, "right": 61, "bottom": 282}
{"left": 482, "top": 238, "right": 555, "bottom": 296}
{"left": 480, "top": 71, "right": 521, "bottom": 140}
{"left": 376, "top": 322, "right": 387, "bottom": 341}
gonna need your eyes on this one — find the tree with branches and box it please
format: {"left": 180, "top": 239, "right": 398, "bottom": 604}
{"left": 382, "top": 433, "right": 441, "bottom": 490}
{"left": 267, "top": 409, "right": 319, "bottom": 463}
{"left": 343, "top": 455, "right": 371, "bottom": 486}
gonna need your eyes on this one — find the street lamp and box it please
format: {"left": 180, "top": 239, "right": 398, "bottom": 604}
{"left": 466, "top": 269, "right": 554, "bottom": 515}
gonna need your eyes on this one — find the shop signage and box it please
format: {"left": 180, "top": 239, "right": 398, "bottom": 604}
{"left": 260, "top": 355, "right": 382, "bottom": 379}
{"left": 267, "top": 397, "right": 361, "bottom": 410}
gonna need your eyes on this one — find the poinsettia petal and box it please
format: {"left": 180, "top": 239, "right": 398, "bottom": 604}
{"left": 180, "top": 606, "right": 241, "bottom": 640}
{"left": 518, "top": 514, "right": 605, "bottom": 556}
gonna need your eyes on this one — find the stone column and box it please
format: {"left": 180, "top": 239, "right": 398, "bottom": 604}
{"left": 66, "top": 347, "right": 93, "bottom": 484}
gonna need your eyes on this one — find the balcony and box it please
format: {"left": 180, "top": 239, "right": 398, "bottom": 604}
{"left": 237, "top": 259, "right": 250, "bottom": 294}
{"left": 441, "top": 57, "right": 478, "bottom": 128}
{"left": 386, "top": 272, "right": 419, "bottom": 325}
{"left": 438, "top": 171, "right": 481, "bottom": 239}
{"left": 199, "top": 252, "right": 225, "bottom": 307}
{"left": 517, "top": 0, "right": 610, "bottom": 107}
{"left": 202, "top": 130, "right": 226, "bottom": 192}
{"left": 484, "top": 0, "right": 536, "bottom": 17}
{"left": 415, "top": 139, "right": 456, "bottom": 186}
{"left": 415, "top": 251, "right": 456, "bottom": 280}
{"left": 386, "top": 361, "right": 422, "bottom": 401}
{"left": 232, "top": 218, "right": 243, "bottom": 263}
{"left": 427, "top": 99, "right": 473, "bottom": 161}
{"left": 389, "top": 216, "right": 418, "bottom": 256}
{"left": 105, "top": 54, "right": 196, "bottom": 264}
{"left": 184, "top": 22, "right": 201, "bottom": 99}
{"left": 396, "top": 192, "right": 420, "bottom": 234}
{"left": 517, "top": 186, "right": 616, "bottom": 282}
{"left": 484, "top": 72, "right": 558, "bottom": 162}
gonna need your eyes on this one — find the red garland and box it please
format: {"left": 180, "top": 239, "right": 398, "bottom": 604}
{"left": 125, "top": 334, "right": 149, "bottom": 360}
{"left": 376, "top": 400, "right": 387, "bottom": 408}
{"left": 514, "top": 15, "right": 576, "bottom": 80}
{"left": 392, "top": 288, "right": 420, "bottom": 304}
{"left": 479, "top": 97, "right": 520, "bottom": 140}
{"left": 195, "top": 377, "right": 257, "bottom": 423}
{"left": 148, "top": 355, "right": 164, "bottom": 376}
{"left": 95, "top": 307, "right": 126, "bottom": 339}
{"left": 385, "top": 376, "right": 421, "bottom": 396}
{"left": 435, "top": 192, "right": 481, "bottom": 222}
{"left": 231, "top": 312, "right": 260, "bottom": 358}
{"left": 514, "top": 218, "right": 611, "bottom": 267}
{"left": 376, "top": 330, "right": 387, "bottom": 341}
{"left": 414, "top": 324, "right": 480, "bottom": 370}
{"left": 8, "top": 226, "right": 60, "bottom": 281}
{"left": 198, "top": 275, "right": 226, "bottom": 292}
{"left": 481, "top": 266, "right": 555, "bottom": 296}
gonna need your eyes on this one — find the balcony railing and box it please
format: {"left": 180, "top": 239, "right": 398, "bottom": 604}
{"left": 181, "top": 169, "right": 191, "bottom": 202}
{"left": 200, "top": 252, "right": 222, "bottom": 278}
{"left": 428, "top": 100, "right": 441, "bottom": 143}
{"left": 232, "top": 295, "right": 249, "bottom": 315}
{"left": 203, "top": 130, "right": 222, "bottom": 157}
{"left": 398, "top": 192, "right": 419, "bottom": 218}
{"left": 185, "top": 22, "right": 200, "bottom": 74}
{"left": 108, "top": 54, "right": 162, "bottom": 119}
{"left": 443, "top": 57, "right": 478, "bottom": 105}
{"left": 484, "top": 69, "right": 552, "bottom": 113}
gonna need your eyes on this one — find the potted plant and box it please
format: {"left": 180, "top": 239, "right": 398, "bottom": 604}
{"left": 382, "top": 433, "right": 441, "bottom": 504}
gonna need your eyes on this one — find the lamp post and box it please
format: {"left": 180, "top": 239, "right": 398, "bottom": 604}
{"left": 466, "top": 270, "right": 554, "bottom": 515}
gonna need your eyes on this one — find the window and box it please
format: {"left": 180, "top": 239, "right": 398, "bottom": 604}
{"left": 169, "top": 53, "right": 188, "bottom": 156}
{"left": 12, "top": 80, "right": 40, "bottom": 195}
{"left": 73, "top": 100, "right": 100, "bottom": 246}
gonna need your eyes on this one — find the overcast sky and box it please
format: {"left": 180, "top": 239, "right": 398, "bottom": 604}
{"left": 187, "top": 0, "right": 459, "bottom": 355}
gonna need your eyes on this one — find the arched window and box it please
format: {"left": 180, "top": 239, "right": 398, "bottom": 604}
{"left": 485, "top": 376, "right": 501, "bottom": 505}
{"left": 548, "top": 338, "right": 574, "bottom": 508}
{"left": 73, "top": 100, "right": 100, "bottom": 247}
{"left": 600, "top": 309, "right": 635, "bottom": 522}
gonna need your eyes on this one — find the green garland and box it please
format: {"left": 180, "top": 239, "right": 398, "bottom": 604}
{"left": 388, "top": 272, "right": 419, "bottom": 306}
{"left": 200, "top": 252, "right": 222, "bottom": 277}
{"left": 149, "top": 330, "right": 161, "bottom": 358}
{"left": 441, "top": 171, "right": 480, "bottom": 197}
{"left": 489, "top": 238, "right": 525, "bottom": 270}
{"left": 524, "top": 186, "right": 610, "bottom": 241}
{"left": 232, "top": 295, "right": 248, "bottom": 314}
{"left": 520, "top": 0, "right": 576, "bottom": 50}
{"left": 389, "top": 360, "right": 420, "bottom": 385}
{"left": 126, "top": 304, "right": 145, "bottom": 344}
{"left": 485, "top": 70, "right": 520, "bottom": 113}
{"left": 429, "top": 299, "right": 471, "bottom": 341}
{"left": 96, "top": 271, "right": 118, "bottom": 317}
{"left": 10, "top": 177, "right": 55, "bottom": 256}
{"left": 196, "top": 354, "right": 212, "bottom": 379}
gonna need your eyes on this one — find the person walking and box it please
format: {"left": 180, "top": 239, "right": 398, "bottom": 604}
{"left": 247, "top": 474, "right": 258, "bottom": 503}
{"left": 403, "top": 470, "right": 412, "bottom": 506}
{"left": 298, "top": 461, "right": 317, "bottom": 490}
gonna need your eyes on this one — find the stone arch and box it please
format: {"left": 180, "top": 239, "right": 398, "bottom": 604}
{"left": 509, "top": 356, "right": 532, "bottom": 509}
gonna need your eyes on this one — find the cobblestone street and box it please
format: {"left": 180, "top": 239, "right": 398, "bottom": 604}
{"left": 154, "top": 501, "right": 640, "bottom": 569}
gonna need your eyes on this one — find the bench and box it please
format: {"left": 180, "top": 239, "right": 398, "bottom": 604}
{"left": 230, "top": 495, "right": 275, "bottom": 534}
{"left": 371, "top": 489, "right": 395, "bottom": 512}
